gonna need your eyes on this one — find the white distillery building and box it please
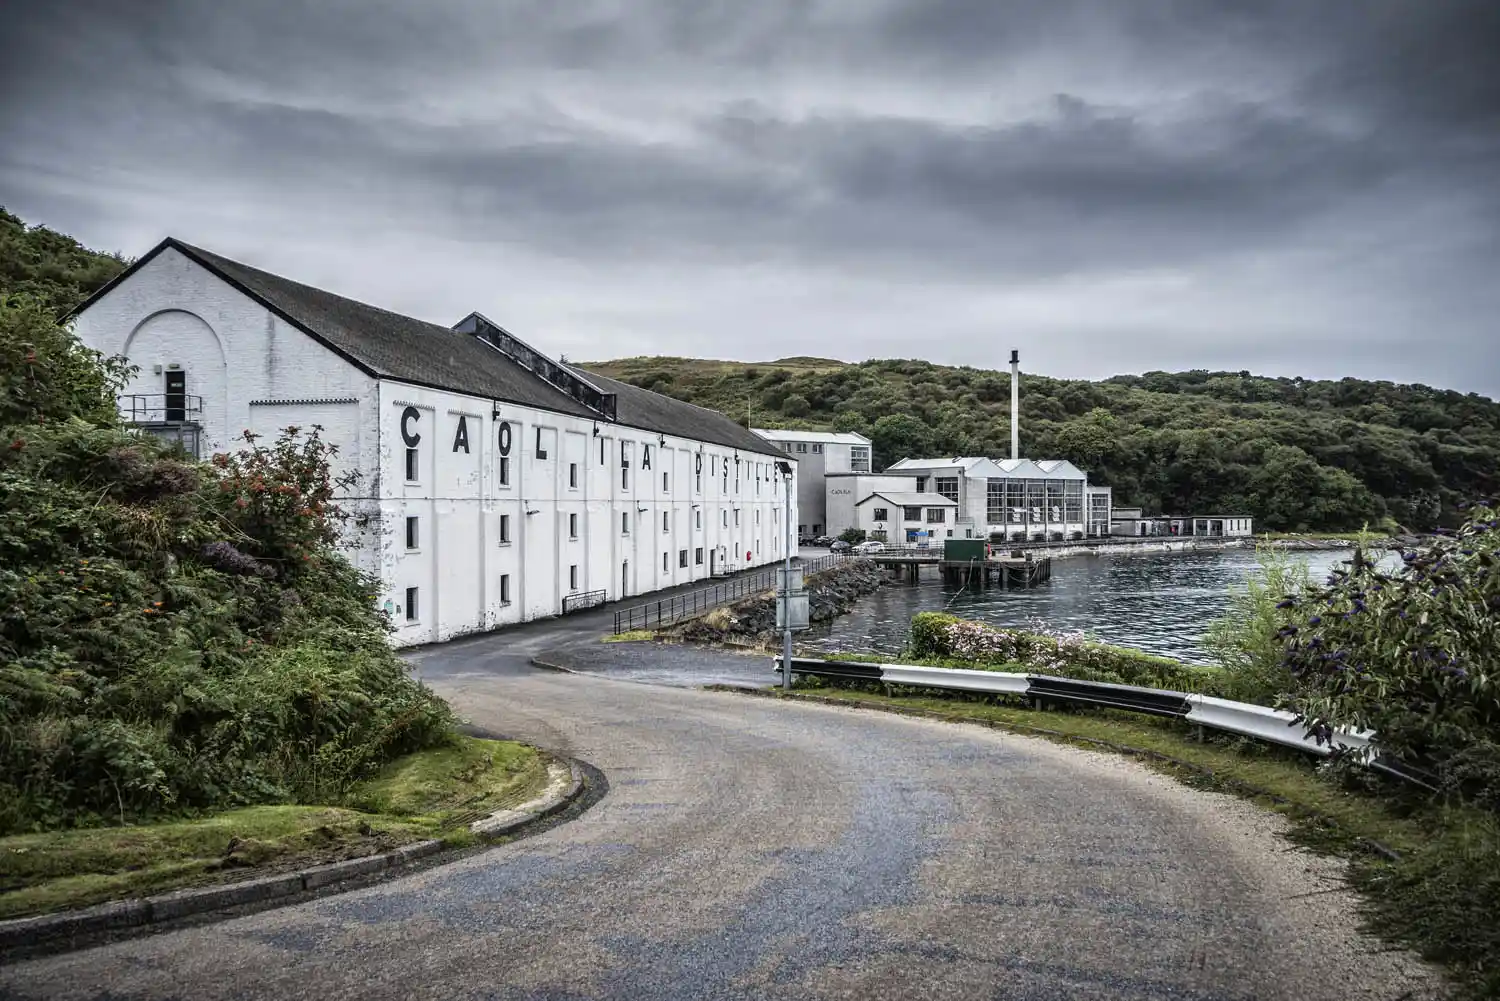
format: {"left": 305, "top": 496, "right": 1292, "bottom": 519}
{"left": 881, "top": 457, "right": 1110, "bottom": 541}
{"left": 69, "top": 239, "right": 796, "bottom": 646}
{"left": 750, "top": 428, "right": 872, "bottom": 538}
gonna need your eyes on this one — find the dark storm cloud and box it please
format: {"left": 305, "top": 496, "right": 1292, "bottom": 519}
{"left": 1, "top": 0, "right": 1497, "bottom": 392}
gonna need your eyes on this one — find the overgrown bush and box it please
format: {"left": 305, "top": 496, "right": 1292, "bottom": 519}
{"left": 1201, "top": 545, "right": 1317, "bottom": 704}
{"left": 0, "top": 296, "right": 453, "bottom": 833}
{"left": 906, "top": 611, "right": 1223, "bottom": 692}
{"left": 1282, "top": 502, "right": 1500, "bottom": 808}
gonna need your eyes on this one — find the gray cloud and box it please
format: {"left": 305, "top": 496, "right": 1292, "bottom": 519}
{"left": 2, "top": 0, "right": 1497, "bottom": 393}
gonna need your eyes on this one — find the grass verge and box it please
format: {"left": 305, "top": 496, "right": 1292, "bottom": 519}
{"left": 603, "top": 629, "right": 656, "bottom": 643}
{"left": 0, "top": 736, "right": 551, "bottom": 920}
{"left": 756, "top": 684, "right": 1499, "bottom": 1000}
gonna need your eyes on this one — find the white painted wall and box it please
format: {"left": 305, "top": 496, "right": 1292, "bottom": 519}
{"left": 75, "top": 248, "right": 798, "bottom": 646}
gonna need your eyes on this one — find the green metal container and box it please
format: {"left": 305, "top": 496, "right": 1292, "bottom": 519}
{"left": 943, "top": 538, "right": 988, "bottom": 562}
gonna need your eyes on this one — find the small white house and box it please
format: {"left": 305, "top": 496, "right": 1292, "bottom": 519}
{"left": 853, "top": 492, "right": 960, "bottom": 544}
{"left": 68, "top": 239, "right": 796, "bottom": 646}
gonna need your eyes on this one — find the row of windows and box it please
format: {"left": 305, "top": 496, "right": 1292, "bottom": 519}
{"left": 405, "top": 506, "right": 775, "bottom": 552}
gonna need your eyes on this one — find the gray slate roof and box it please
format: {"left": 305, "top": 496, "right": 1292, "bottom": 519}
{"left": 80, "top": 239, "right": 780, "bottom": 457}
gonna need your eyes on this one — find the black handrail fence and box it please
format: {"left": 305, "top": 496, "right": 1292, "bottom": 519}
{"left": 612, "top": 555, "right": 845, "bottom": 634}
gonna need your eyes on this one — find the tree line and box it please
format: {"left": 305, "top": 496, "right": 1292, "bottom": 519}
{"left": 585, "top": 357, "right": 1500, "bottom": 532}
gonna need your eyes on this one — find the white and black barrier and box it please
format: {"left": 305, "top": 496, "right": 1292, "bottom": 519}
{"left": 773, "top": 656, "right": 1434, "bottom": 789}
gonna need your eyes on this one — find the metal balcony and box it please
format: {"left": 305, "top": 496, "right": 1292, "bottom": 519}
{"left": 119, "top": 393, "right": 204, "bottom": 458}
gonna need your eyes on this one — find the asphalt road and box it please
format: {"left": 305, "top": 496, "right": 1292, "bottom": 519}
{"left": 1, "top": 627, "right": 1441, "bottom": 1000}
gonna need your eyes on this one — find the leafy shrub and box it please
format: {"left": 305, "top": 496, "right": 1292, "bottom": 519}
{"left": 1202, "top": 545, "right": 1316, "bottom": 704}
{"left": 906, "top": 611, "right": 1222, "bottom": 692}
{"left": 0, "top": 297, "right": 454, "bottom": 832}
{"left": 1282, "top": 502, "right": 1500, "bottom": 807}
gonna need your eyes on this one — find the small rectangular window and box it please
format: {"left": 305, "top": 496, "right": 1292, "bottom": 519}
{"left": 695, "top": 509, "right": 701, "bottom": 529}
{"left": 678, "top": 549, "right": 688, "bottom": 568}
{"left": 622, "top": 466, "right": 630, "bottom": 490}
{"left": 796, "top": 443, "right": 807, "bottom": 453}
{"left": 498, "top": 455, "right": 510, "bottom": 486}
{"left": 569, "top": 462, "right": 578, "bottom": 488}
{"left": 499, "top": 513, "right": 511, "bottom": 544}
{"left": 734, "top": 510, "right": 740, "bottom": 527}
{"left": 873, "top": 507, "right": 888, "bottom": 521}
{"left": 405, "top": 586, "right": 418, "bottom": 622}
{"left": 662, "top": 552, "right": 669, "bottom": 572}
{"left": 663, "top": 471, "right": 669, "bottom": 492}
{"left": 755, "top": 510, "right": 760, "bottom": 524}
{"left": 662, "top": 511, "right": 670, "bottom": 533}
{"left": 812, "top": 443, "right": 823, "bottom": 454}
{"left": 405, "top": 515, "right": 419, "bottom": 550}
{"left": 535, "top": 426, "right": 548, "bottom": 460}
{"left": 722, "top": 510, "right": 728, "bottom": 527}
{"left": 500, "top": 574, "right": 511, "bottom": 604}
{"left": 405, "top": 447, "right": 419, "bottom": 482}
{"left": 570, "top": 564, "right": 579, "bottom": 591}
{"left": 569, "top": 512, "right": 579, "bottom": 538}
{"left": 694, "top": 547, "right": 704, "bottom": 565}
{"left": 622, "top": 512, "right": 630, "bottom": 535}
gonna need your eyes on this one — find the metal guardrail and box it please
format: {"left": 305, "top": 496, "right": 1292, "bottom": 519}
{"left": 562, "top": 589, "right": 607, "bottom": 614}
{"left": 612, "top": 555, "right": 847, "bottom": 634}
{"left": 773, "top": 656, "right": 1434, "bottom": 788}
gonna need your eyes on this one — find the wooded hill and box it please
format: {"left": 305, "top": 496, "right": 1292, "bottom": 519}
{"left": 581, "top": 357, "right": 1500, "bottom": 532}
{"left": 3, "top": 208, "right": 1492, "bottom": 533}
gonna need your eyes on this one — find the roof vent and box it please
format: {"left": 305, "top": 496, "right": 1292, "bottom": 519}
{"left": 454, "top": 312, "right": 617, "bottom": 422}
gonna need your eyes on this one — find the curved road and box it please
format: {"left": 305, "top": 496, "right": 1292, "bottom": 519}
{"left": 2, "top": 621, "right": 1440, "bottom": 1000}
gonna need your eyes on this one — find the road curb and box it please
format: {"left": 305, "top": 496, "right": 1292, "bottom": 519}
{"left": 0, "top": 754, "right": 589, "bottom": 960}
{"left": 528, "top": 654, "right": 579, "bottom": 674}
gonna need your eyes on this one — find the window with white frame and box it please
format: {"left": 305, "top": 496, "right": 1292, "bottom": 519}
{"left": 569, "top": 565, "right": 579, "bottom": 591}
{"left": 404, "top": 586, "right": 419, "bottom": 622}
{"left": 569, "top": 513, "right": 579, "bottom": 538}
{"left": 405, "top": 516, "right": 419, "bottom": 550}
{"left": 500, "top": 574, "right": 511, "bottom": 604}
{"left": 499, "top": 513, "right": 512, "bottom": 544}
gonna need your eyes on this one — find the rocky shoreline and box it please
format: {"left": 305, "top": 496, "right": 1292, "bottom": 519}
{"left": 665, "top": 561, "right": 888, "bottom": 647}
{"left": 1259, "top": 533, "right": 1425, "bottom": 551}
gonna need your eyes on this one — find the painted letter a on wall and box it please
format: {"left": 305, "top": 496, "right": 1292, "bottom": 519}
{"left": 452, "top": 415, "right": 470, "bottom": 453}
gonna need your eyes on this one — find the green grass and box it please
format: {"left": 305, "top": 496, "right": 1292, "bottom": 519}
{"left": 780, "top": 684, "right": 1500, "bottom": 999}
{"left": 0, "top": 736, "right": 550, "bottom": 920}
{"left": 603, "top": 629, "right": 656, "bottom": 643}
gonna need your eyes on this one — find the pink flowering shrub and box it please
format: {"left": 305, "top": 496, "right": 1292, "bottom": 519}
{"left": 908, "top": 612, "right": 1221, "bottom": 693}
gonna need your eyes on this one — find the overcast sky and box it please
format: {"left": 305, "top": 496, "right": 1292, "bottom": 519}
{"left": 3, "top": 1, "right": 1497, "bottom": 395}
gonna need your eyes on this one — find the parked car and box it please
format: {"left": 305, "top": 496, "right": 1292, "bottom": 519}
{"left": 798, "top": 536, "right": 817, "bottom": 547}
{"left": 813, "top": 535, "right": 833, "bottom": 547}
{"left": 852, "top": 540, "right": 884, "bottom": 555}
{"left": 829, "top": 539, "right": 852, "bottom": 553}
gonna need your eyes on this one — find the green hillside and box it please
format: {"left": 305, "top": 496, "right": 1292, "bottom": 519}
{"left": 582, "top": 357, "right": 1500, "bottom": 532}
{"left": 2, "top": 208, "right": 1490, "bottom": 533}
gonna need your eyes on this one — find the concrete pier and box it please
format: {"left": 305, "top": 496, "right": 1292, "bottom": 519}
{"left": 874, "top": 555, "right": 1052, "bottom": 589}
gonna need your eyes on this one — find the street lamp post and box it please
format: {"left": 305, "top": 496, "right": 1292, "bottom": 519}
{"left": 779, "top": 461, "right": 794, "bottom": 691}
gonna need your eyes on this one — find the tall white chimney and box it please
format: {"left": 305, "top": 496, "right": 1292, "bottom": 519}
{"left": 1009, "top": 348, "right": 1020, "bottom": 460}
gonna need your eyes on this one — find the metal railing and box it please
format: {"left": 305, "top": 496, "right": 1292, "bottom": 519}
{"left": 612, "top": 555, "right": 847, "bottom": 634}
{"left": 562, "top": 589, "right": 607, "bottom": 614}
{"left": 774, "top": 656, "right": 1435, "bottom": 789}
{"left": 118, "top": 393, "right": 203, "bottom": 424}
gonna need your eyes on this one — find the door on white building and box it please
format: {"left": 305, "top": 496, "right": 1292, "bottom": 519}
{"left": 621, "top": 560, "right": 629, "bottom": 598}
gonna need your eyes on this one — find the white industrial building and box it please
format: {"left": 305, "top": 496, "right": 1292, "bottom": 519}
{"left": 751, "top": 428, "right": 872, "bottom": 538}
{"left": 878, "top": 457, "right": 1109, "bottom": 541}
{"left": 68, "top": 238, "right": 796, "bottom": 646}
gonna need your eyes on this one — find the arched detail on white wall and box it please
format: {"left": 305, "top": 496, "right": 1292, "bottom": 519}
{"left": 121, "top": 309, "right": 231, "bottom": 454}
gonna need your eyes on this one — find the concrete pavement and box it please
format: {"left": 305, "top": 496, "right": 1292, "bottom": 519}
{"left": 0, "top": 629, "right": 1442, "bottom": 1000}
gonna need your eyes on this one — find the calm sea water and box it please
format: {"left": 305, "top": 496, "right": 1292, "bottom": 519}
{"left": 804, "top": 548, "right": 1384, "bottom": 665}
